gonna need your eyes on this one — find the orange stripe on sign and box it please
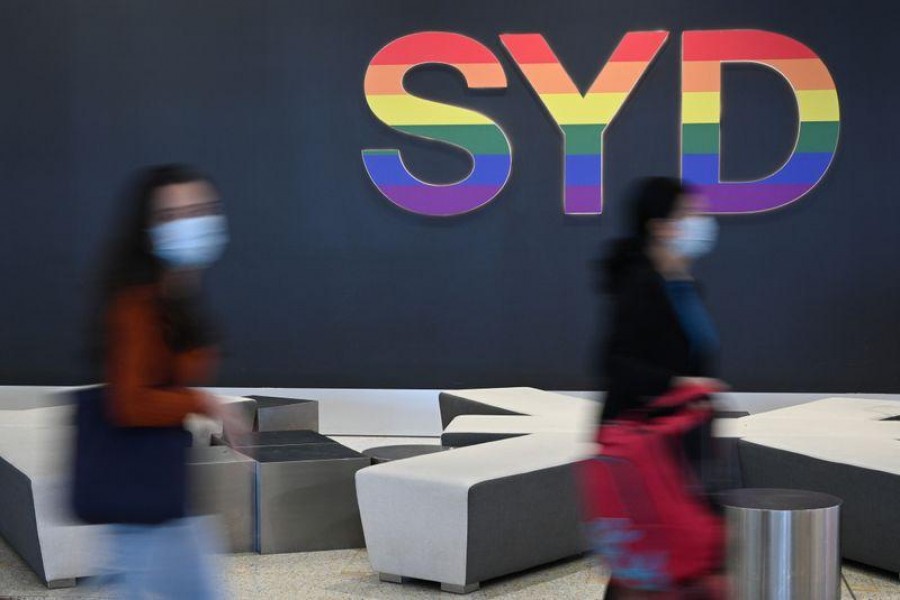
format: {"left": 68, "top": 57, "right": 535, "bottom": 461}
{"left": 683, "top": 59, "right": 835, "bottom": 92}
{"left": 588, "top": 61, "right": 657, "bottom": 94}
{"left": 682, "top": 62, "right": 721, "bottom": 92}
{"left": 364, "top": 63, "right": 506, "bottom": 95}
{"left": 516, "top": 63, "right": 579, "bottom": 94}
{"left": 764, "top": 59, "right": 835, "bottom": 90}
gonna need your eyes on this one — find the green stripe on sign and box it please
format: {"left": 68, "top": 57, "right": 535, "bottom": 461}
{"left": 396, "top": 125, "right": 510, "bottom": 155}
{"left": 796, "top": 121, "right": 839, "bottom": 153}
{"left": 682, "top": 123, "right": 719, "bottom": 154}
{"left": 562, "top": 125, "right": 605, "bottom": 154}
{"left": 362, "top": 149, "right": 397, "bottom": 156}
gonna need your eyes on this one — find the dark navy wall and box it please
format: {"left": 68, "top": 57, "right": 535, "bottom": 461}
{"left": 2, "top": 0, "right": 898, "bottom": 391}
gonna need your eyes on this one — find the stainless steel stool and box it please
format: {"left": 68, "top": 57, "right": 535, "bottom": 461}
{"left": 188, "top": 446, "right": 256, "bottom": 552}
{"left": 244, "top": 395, "right": 319, "bottom": 432}
{"left": 241, "top": 443, "right": 371, "bottom": 554}
{"left": 721, "top": 488, "right": 842, "bottom": 600}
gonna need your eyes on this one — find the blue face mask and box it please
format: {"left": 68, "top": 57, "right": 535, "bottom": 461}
{"left": 150, "top": 215, "right": 228, "bottom": 268}
{"left": 668, "top": 216, "right": 718, "bottom": 260}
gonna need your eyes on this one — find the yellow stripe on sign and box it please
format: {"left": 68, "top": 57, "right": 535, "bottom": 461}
{"left": 537, "top": 92, "right": 630, "bottom": 125}
{"left": 366, "top": 94, "right": 496, "bottom": 126}
{"left": 682, "top": 92, "right": 720, "bottom": 124}
{"left": 797, "top": 90, "right": 840, "bottom": 122}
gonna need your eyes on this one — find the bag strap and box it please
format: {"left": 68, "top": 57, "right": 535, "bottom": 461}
{"left": 647, "top": 384, "right": 714, "bottom": 410}
{"left": 604, "top": 384, "right": 715, "bottom": 426}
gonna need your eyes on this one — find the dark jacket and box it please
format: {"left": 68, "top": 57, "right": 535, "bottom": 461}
{"left": 600, "top": 252, "right": 715, "bottom": 422}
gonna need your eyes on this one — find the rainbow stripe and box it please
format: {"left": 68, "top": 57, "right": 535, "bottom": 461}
{"left": 362, "top": 32, "right": 511, "bottom": 216}
{"left": 501, "top": 32, "right": 668, "bottom": 214}
{"left": 682, "top": 30, "right": 840, "bottom": 213}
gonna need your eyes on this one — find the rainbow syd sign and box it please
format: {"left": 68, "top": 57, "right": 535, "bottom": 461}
{"left": 362, "top": 30, "right": 840, "bottom": 217}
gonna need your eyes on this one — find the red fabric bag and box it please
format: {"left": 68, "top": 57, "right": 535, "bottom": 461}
{"left": 577, "top": 386, "right": 725, "bottom": 593}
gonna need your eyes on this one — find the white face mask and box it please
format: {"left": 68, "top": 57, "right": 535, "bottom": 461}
{"left": 668, "top": 215, "right": 718, "bottom": 260}
{"left": 150, "top": 215, "right": 229, "bottom": 268}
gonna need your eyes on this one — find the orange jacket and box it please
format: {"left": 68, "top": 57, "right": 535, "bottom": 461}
{"left": 106, "top": 285, "right": 217, "bottom": 427}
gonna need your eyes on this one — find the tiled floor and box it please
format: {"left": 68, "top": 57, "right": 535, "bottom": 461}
{"left": 2, "top": 533, "right": 899, "bottom": 599}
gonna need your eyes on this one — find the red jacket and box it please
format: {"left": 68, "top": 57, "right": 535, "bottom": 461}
{"left": 106, "top": 285, "right": 217, "bottom": 427}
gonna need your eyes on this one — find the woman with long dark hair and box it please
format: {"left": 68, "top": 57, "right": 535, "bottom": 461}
{"left": 92, "top": 164, "right": 238, "bottom": 598}
{"left": 598, "top": 177, "right": 728, "bottom": 599}
{"left": 601, "top": 177, "right": 725, "bottom": 420}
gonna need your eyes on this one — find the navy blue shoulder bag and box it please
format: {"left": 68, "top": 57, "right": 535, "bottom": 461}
{"left": 71, "top": 386, "right": 191, "bottom": 524}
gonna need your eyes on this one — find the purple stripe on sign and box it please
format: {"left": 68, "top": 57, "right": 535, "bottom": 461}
{"left": 378, "top": 184, "right": 504, "bottom": 216}
{"left": 699, "top": 183, "right": 814, "bottom": 214}
{"left": 565, "top": 185, "right": 602, "bottom": 214}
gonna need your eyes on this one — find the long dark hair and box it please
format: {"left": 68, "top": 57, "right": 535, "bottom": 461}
{"left": 602, "top": 177, "right": 690, "bottom": 293}
{"left": 91, "top": 165, "right": 219, "bottom": 363}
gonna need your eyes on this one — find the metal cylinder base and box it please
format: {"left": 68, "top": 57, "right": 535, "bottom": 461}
{"left": 723, "top": 488, "right": 841, "bottom": 600}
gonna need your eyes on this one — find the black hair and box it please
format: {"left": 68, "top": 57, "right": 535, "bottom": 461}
{"left": 89, "top": 164, "right": 219, "bottom": 365}
{"left": 602, "top": 177, "right": 691, "bottom": 293}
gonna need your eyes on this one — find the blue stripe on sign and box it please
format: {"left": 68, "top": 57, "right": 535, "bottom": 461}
{"left": 682, "top": 154, "right": 719, "bottom": 185}
{"left": 565, "top": 154, "right": 602, "bottom": 186}
{"left": 761, "top": 152, "right": 833, "bottom": 184}
{"left": 363, "top": 152, "right": 510, "bottom": 186}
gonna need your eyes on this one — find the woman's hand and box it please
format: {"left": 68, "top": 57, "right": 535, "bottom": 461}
{"left": 200, "top": 393, "right": 250, "bottom": 444}
{"left": 673, "top": 377, "right": 730, "bottom": 392}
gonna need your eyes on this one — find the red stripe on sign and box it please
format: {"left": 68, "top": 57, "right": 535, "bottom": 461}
{"left": 608, "top": 31, "right": 669, "bottom": 62}
{"left": 499, "top": 33, "right": 560, "bottom": 64}
{"left": 683, "top": 30, "right": 819, "bottom": 61}
{"left": 370, "top": 32, "right": 499, "bottom": 65}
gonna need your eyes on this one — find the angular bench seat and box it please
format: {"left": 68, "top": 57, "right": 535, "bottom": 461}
{"left": 357, "top": 388, "right": 598, "bottom": 593}
{"left": 356, "top": 432, "right": 595, "bottom": 593}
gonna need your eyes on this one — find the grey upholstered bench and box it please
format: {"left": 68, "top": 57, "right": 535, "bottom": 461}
{"left": 357, "top": 388, "right": 597, "bottom": 593}
{"left": 718, "top": 397, "right": 900, "bottom": 575}
{"left": 739, "top": 436, "right": 900, "bottom": 574}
